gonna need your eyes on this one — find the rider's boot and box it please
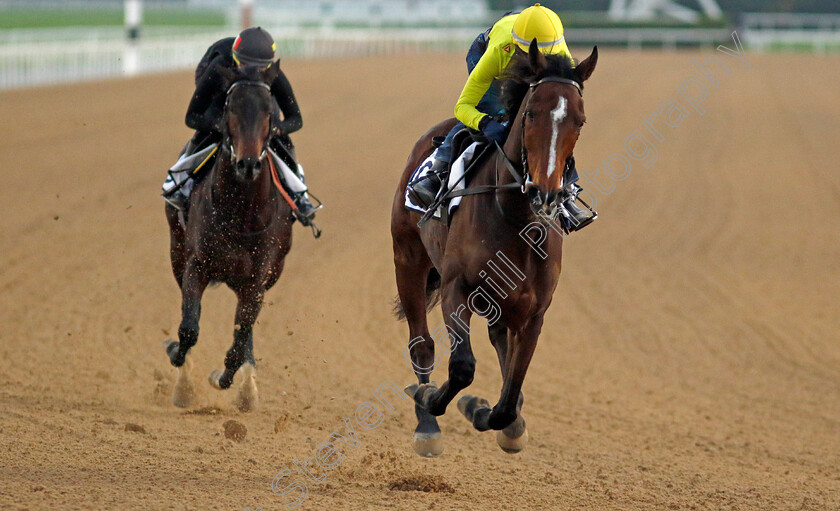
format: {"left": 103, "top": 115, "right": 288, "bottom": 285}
{"left": 408, "top": 158, "right": 449, "bottom": 209}
{"left": 560, "top": 156, "right": 597, "bottom": 231}
{"left": 293, "top": 192, "right": 320, "bottom": 226}
{"left": 163, "top": 189, "right": 189, "bottom": 212}
{"left": 562, "top": 185, "right": 596, "bottom": 231}
{"left": 286, "top": 162, "right": 321, "bottom": 226}
{"left": 162, "top": 170, "right": 189, "bottom": 211}
{"left": 161, "top": 138, "right": 202, "bottom": 212}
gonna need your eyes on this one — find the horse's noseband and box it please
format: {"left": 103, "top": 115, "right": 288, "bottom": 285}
{"left": 226, "top": 137, "right": 268, "bottom": 164}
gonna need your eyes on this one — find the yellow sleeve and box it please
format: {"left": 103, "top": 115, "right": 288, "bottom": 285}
{"left": 453, "top": 47, "right": 504, "bottom": 130}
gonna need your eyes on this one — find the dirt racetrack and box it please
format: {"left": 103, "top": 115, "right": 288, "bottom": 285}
{"left": 1, "top": 49, "right": 839, "bottom": 510}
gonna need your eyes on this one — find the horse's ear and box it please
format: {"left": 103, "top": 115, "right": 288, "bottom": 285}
{"left": 263, "top": 59, "right": 281, "bottom": 84}
{"left": 574, "top": 46, "right": 598, "bottom": 83}
{"left": 528, "top": 38, "right": 547, "bottom": 74}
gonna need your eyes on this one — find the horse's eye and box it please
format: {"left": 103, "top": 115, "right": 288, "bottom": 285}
{"left": 524, "top": 110, "right": 534, "bottom": 120}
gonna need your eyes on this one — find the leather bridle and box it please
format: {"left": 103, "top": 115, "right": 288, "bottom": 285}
{"left": 518, "top": 77, "right": 582, "bottom": 188}
{"left": 222, "top": 80, "right": 272, "bottom": 163}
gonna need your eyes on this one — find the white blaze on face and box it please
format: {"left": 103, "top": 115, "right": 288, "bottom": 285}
{"left": 546, "top": 96, "right": 568, "bottom": 179}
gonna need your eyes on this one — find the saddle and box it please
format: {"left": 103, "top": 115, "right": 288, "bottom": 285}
{"left": 169, "top": 136, "right": 221, "bottom": 188}
{"left": 170, "top": 135, "right": 310, "bottom": 228}
{"left": 442, "top": 127, "right": 482, "bottom": 169}
{"left": 404, "top": 127, "right": 495, "bottom": 225}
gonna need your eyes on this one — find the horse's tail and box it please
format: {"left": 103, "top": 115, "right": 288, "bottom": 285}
{"left": 393, "top": 267, "right": 442, "bottom": 321}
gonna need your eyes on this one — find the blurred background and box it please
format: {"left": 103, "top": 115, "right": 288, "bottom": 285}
{"left": 0, "top": 0, "right": 837, "bottom": 90}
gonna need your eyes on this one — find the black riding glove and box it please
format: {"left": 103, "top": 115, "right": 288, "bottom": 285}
{"left": 478, "top": 115, "right": 506, "bottom": 144}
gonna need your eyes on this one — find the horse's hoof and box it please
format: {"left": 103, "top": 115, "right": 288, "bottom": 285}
{"left": 404, "top": 382, "right": 437, "bottom": 408}
{"left": 457, "top": 394, "right": 474, "bottom": 415}
{"left": 412, "top": 431, "right": 444, "bottom": 458}
{"left": 235, "top": 364, "right": 258, "bottom": 412}
{"left": 403, "top": 383, "right": 419, "bottom": 399}
{"left": 457, "top": 394, "right": 490, "bottom": 416}
{"left": 163, "top": 339, "right": 183, "bottom": 367}
{"left": 496, "top": 427, "right": 529, "bottom": 454}
{"left": 208, "top": 369, "right": 225, "bottom": 390}
{"left": 172, "top": 357, "right": 194, "bottom": 408}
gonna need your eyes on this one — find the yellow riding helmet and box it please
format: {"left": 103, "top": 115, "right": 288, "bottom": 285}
{"left": 512, "top": 4, "right": 565, "bottom": 55}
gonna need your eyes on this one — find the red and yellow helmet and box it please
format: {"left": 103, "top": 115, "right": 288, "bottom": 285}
{"left": 232, "top": 26, "right": 276, "bottom": 67}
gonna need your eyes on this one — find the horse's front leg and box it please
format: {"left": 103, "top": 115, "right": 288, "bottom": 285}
{"left": 411, "top": 286, "right": 475, "bottom": 417}
{"left": 486, "top": 322, "right": 528, "bottom": 452}
{"left": 210, "top": 284, "right": 264, "bottom": 410}
{"left": 165, "top": 257, "right": 210, "bottom": 367}
{"left": 163, "top": 257, "right": 210, "bottom": 407}
{"left": 460, "top": 314, "right": 543, "bottom": 432}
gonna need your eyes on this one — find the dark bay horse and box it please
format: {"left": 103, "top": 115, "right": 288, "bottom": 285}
{"left": 164, "top": 64, "right": 294, "bottom": 411}
{"left": 392, "top": 42, "right": 597, "bottom": 456}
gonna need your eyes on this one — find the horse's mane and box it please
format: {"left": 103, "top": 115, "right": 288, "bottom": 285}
{"left": 216, "top": 63, "right": 269, "bottom": 87}
{"left": 501, "top": 53, "right": 578, "bottom": 121}
{"left": 233, "top": 64, "right": 267, "bottom": 83}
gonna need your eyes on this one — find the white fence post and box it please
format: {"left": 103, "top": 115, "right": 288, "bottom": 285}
{"left": 124, "top": 0, "right": 142, "bottom": 76}
{"left": 240, "top": 0, "right": 254, "bottom": 30}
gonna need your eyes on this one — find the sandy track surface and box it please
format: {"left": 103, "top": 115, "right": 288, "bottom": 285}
{"left": 1, "top": 50, "right": 839, "bottom": 510}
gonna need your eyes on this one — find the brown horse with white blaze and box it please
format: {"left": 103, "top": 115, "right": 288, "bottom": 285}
{"left": 163, "top": 63, "right": 294, "bottom": 411}
{"left": 392, "top": 42, "right": 597, "bottom": 456}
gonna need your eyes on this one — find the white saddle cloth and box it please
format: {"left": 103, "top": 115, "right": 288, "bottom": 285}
{"left": 404, "top": 141, "right": 482, "bottom": 217}
{"left": 161, "top": 144, "right": 308, "bottom": 198}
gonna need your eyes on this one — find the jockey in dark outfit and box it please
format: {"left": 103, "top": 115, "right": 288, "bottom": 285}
{"left": 162, "top": 27, "right": 319, "bottom": 225}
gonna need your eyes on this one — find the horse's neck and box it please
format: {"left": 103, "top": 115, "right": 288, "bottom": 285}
{"left": 211, "top": 160, "right": 274, "bottom": 228}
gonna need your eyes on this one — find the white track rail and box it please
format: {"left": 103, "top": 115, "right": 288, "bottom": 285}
{"left": 741, "top": 13, "right": 840, "bottom": 54}
{"left": 0, "top": 28, "right": 478, "bottom": 90}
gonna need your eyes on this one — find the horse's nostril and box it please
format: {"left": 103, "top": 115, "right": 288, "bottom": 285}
{"left": 528, "top": 187, "right": 544, "bottom": 205}
{"left": 235, "top": 158, "right": 261, "bottom": 179}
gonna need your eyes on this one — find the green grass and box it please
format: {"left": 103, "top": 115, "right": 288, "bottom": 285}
{"left": 306, "top": 19, "right": 731, "bottom": 31}
{"left": 0, "top": 8, "right": 226, "bottom": 29}
{"left": 558, "top": 12, "right": 732, "bottom": 29}
{"left": 763, "top": 41, "right": 840, "bottom": 53}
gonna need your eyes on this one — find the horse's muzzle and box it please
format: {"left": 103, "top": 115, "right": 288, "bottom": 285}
{"left": 528, "top": 186, "right": 564, "bottom": 220}
{"left": 235, "top": 157, "right": 263, "bottom": 182}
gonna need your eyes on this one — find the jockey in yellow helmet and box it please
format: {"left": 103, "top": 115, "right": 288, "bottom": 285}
{"left": 456, "top": 4, "right": 571, "bottom": 133}
{"left": 411, "top": 5, "right": 568, "bottom": 194}
{"left": 408, "top": 4, "right": 593, "bottom": 230}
